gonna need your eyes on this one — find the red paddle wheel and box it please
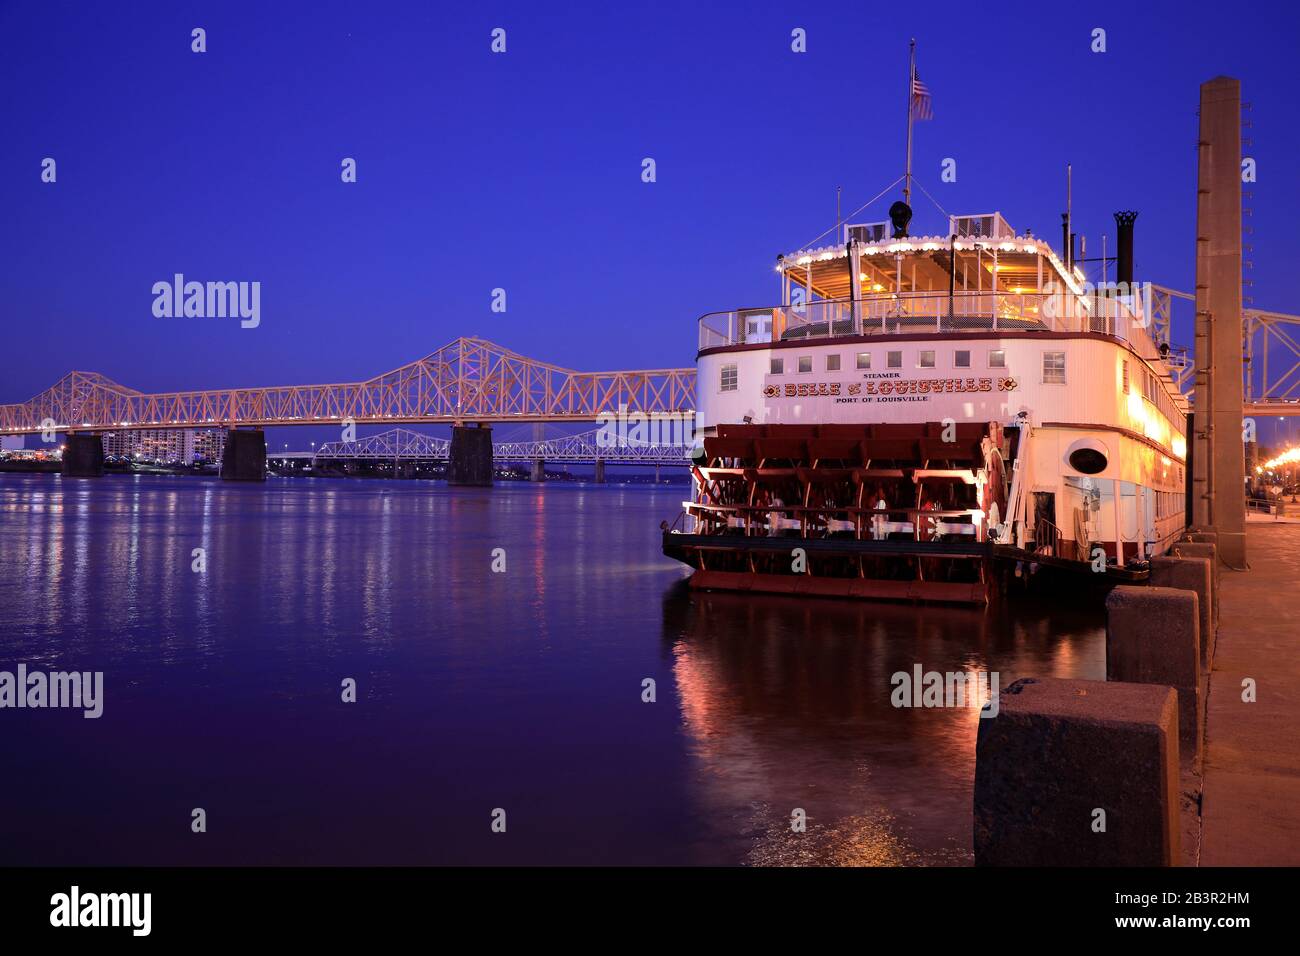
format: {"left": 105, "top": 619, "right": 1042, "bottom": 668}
{"left": 670, "top": 421, "right": 1013, "bottom": 604}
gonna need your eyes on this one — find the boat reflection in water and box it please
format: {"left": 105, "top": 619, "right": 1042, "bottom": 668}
{"left": 659, "top": 581, "right": 1104, "bottom": 866}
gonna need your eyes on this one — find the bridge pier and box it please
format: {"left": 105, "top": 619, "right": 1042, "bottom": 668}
{"left": 449, "top": 425, "right": 493, "bottom": 486}
{"left": 220, "top": 428, "right": 267, "bottom": 481}
{"left": 593, "top": 458, "right": 606, "bottom": 484}
{"left": 61, "top": 433, "right": 104, "bottom": 478}
{"left": 530, "top": 458, "right": 545, "bottom": 482}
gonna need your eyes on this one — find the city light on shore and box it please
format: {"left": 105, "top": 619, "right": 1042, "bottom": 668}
{"left": 1262, "top": 447, "right": 1300, "bottom": 470}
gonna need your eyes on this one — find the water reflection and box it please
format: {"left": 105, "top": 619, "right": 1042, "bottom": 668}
{"left": 661, "top": 583, "right": 1105, "bottom": 865}
{"left": 0, "top": 474, "right": 1103, "bottom": 866}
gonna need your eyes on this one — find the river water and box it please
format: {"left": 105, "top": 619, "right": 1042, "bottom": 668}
{"left": 0, "top": 474, "right": 1105, "bottom": 866}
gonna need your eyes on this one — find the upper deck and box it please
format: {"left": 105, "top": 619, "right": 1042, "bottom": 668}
{"left": 698, "top": 212, "right": 1172, "bottom": 374}
{"left": 699, "top": 287, "right": 1152, "bottom": 351}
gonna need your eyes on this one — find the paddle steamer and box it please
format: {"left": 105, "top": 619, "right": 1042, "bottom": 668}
{"left": 662, "top": 204, "right": 1190, "bottom": 604}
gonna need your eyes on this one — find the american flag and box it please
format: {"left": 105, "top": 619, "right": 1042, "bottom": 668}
{"left": 911, "top": 70, "right": 934, "bottom": 121}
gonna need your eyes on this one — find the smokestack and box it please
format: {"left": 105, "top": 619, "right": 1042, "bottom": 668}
{"left": 1061, "top": 214, "right": 1071, "bottom": 269}
{"left": 1114, "top": 211, "right": 1138, "bottom": 287}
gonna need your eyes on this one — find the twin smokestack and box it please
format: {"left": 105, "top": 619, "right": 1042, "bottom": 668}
{"left": 1059, "top": 210, "right": 1137, "bottom": 285}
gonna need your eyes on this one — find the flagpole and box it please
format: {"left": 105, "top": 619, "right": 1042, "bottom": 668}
{"left": 904, "top": 38, "right": 915, "bottom": 206}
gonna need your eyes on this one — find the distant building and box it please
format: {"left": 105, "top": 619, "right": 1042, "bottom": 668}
{"left": 186, "top": 429, "right": 226, "bottom": 463}
{"left": 102, "top": 428, "right": 227, "bottom": 463}
{"left": 100, "top": 432, "right": 127, "bottom": 458}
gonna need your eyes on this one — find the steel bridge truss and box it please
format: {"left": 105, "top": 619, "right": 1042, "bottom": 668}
{"left": 310, "top": 427, "right": 693, "bottom": 465}
{"left": 0, "top": 337, "right": 697, "bottom": 434}
{"left": 1142, "top": 287, "right": 1300, "bottom": 415}
{"left": 1149, "top": 285, "right": 1196, "bottom": 394}
{"left": 1245, "top": 309, "right": 1300, "bottom": 414}
{"left": 492, "top": 429, "right": 694, "bottom": 463}
{"left": 313, "top": 428, "right": 449, "bottom": 460}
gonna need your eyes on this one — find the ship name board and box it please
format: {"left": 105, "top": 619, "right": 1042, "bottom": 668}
{"left": 763, "top": 376, "right": 1018, "bottom": 400}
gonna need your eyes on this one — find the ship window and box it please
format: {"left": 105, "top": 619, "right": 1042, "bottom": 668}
{"left": 918, "top": 350, "right": 936, "bottom": 368}
{"left": 798, "top": 356, "right": 812, "bottom": 373}
{"left": 720, "top": 364, "right": 738, "bottom": 392}
{"left": 1122, "top": 360, "right": 1130, "bottom": 394}
{"left": 770, "top": 357, "right": 784, "bottom": 375}
{"left": 1043, "top": 351, "right": 1067, "bottom": 384}
{"left": 988, "top": 349, "right": 1006, "bottom": 368}
{"left": 856, "top": 352, "right": 871, "bottom": 369}
{"left": 826, "top": 354, "right": 841, "bottom": 371}
{"left": 887, "top": 351, "right": 903, "bottom": 369}
{"left": 955, "top": 350, "right": 971, "bottom": 368}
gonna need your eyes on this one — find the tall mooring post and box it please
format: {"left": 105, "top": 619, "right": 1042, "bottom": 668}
{"left": 1191, "top": 76, "right": 1247, "bottom": 567}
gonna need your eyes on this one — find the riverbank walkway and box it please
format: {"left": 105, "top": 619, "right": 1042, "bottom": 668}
{"left": 1200, "top": 523, "right": 1300, "bottom": 865}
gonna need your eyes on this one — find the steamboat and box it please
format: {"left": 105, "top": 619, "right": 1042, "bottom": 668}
{"left": 662, "top": 186, "right": 1190, "bottom": 604}
{"left": 662, "top": 201, "right": 1190, "bottom": 603}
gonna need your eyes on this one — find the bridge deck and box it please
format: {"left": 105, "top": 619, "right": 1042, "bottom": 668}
{"left": 0, "top": 337, "right": 695, "bottom": 434}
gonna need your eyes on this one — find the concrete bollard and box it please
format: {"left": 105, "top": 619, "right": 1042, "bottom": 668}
{"left": 1105, "top": 586, "right": 1201, "bottom": 764}
{"left": 1169, "top": 540, "right": 1219, "bottom": 633}
{"left": 974, "top": 677, "right": 1180, "bottom": 866}
{"left": 1148, "top": 556, "right": 1214, "bottom": 665}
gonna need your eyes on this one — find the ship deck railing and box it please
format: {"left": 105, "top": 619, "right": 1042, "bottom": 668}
{"left": 698, "top": 290, "right": 1155, "bottom": 354}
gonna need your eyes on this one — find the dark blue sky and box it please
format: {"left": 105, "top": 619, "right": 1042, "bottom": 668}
{"left": 4, "top": 0, "right": 1299, "bottom": 443}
